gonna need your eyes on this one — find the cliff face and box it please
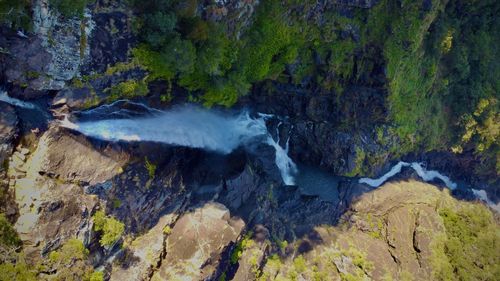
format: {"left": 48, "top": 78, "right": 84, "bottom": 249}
{"left": 0, "top": 0, "right": 498, "bottom": 280}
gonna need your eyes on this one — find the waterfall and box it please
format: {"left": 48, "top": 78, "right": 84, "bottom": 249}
{"left": 359, "top": 161, "right": 457, "bottom": 189}
{"left": 60, "top": 104, "right": 298, "bottom": 185}
{"left": 0, "top": 91, "right": 36, "bottom": 109}
{"left": 265, "top": 122, "right": 298, "bottom": 185}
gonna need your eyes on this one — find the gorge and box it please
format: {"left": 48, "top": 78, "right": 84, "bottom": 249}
{"left": 0, "top": 0, "right": 498, "bottom": 281}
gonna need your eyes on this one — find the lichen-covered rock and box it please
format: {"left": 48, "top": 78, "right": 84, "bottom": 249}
{"left": 32, "top": 0, "right": 94, "bottom": 82}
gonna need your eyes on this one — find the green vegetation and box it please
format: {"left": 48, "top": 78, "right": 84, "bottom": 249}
{"left": 107, "top": 79, "right": 149, "bottom": 102}
{"left": 49, "top": 0, "right": 90, "bottom": 18}
{"left": 47, "top": 239, "right": 103, "bottom": 281}
{"left": 144, "top": 157, "right": 157, "bottom": 180}
{"left": 92, "top": 210, "right": 125, "bottom": 247}
{"left": 230, "top": 232, "right": 254, "bottom": 264}
{"left": 431, "top": 205, "right": 500, "bottom": 280}
{"left": 0, "top": 214, "right": 21, "bottom": 248}
{"left": 162, "top": 225, "right": 171, "bottom": 235}
{"left": 363, "top": 0, "right": 498, "bottom": 169}
{"left": 112, "top": 198, "right": 121, "bottom": 209}
{"left": 0, "top": 0, "right": 31, "bottom": 30}
{"left": 0, "top": 214, "right": 34, "bottom": 281}
{"left": 0, "top": 254, "right": 36, "bottom": 281}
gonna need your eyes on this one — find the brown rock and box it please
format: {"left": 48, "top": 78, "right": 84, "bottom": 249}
{"left": 152, "top": 203, "right": 244, "bottom": 281}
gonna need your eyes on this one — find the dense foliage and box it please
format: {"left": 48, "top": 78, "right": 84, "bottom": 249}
{"left": 47, "top": 239, "right": 103, "bottom": 281}
{"left": 432, "top": 205, "right": 500, "bottom": 280}
{"left": 0, "top": 214, "right": 20, "bottom": 248}
{"left": 123, "top": 0, "right": 500, "bottom": 173}
{"left": 0, "top": 0, "right": 31, "bottom": 30}
{"left": 367, "top": 0, "right": 499, "bottom": 173}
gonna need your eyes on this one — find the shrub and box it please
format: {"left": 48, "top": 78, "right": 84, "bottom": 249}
{"left": 0, "top": 214, "right": 21, "bottom": 248}
{"left": 144, "top": 157, "right": 157, "bottom": 180}
{"left": 92, "top": 211, "right": 125, "bottom": 247}
{"left": 47, "top": 238, "right": 102, "bottom": 281}
{"left": 107, "top": 79, "right": 149, "bottom": 102}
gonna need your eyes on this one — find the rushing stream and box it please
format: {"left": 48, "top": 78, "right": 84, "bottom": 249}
{"left": 0, "top": 91, "right": 497, "bottom": 211}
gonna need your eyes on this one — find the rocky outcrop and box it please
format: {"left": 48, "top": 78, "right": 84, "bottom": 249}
{"left": 252, "top": 180, "right": 471, "bottom": 281}
{"left": 32, "top": 0, "right": 93, "bottom": 84}
{"left": 110, "top": 212, "right": 180, "bottom": 281}
{"left": 152, "top": 202, "right": 245, "bottom": 280}
{"left": 36, "top": 127, "right": 128, "bottom": 185}
{"left": 12, "top": 130, "right": 101, "bottom": 261}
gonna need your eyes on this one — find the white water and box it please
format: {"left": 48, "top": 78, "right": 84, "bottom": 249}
{"left": 359, "top": 161, "right": 457, "bottom": 189}
{"left": 472, "top": 189, "right": 500, "bottom": 213}
{"left": 359, "top": 161, "right": 500, "bottom": 212}
{"left": 61, "top": 104, "right": 298, "bottom": 185}
{"left": 0, "top": 91, "right": 36, "bottom": 109}
{"left": 266, "top": 122, "right": 298, "bottom": 185}
{"left": 359, "top": 161, "right": 411, "bottom": 187}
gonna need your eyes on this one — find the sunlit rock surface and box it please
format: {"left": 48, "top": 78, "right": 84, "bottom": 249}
{"left": 152, "top": 202, "right": 245, "bottom": 281}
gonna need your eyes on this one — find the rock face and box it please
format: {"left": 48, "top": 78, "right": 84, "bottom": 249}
{"left": 152, "top": 203, "right": 245, "bottom": 281}
{"left": 0, "top": 103, "right": 18, "bottom": 220}
{"left": 36, "top": 127, "right": 128, "bottom": 185}
{"left": 32, "top": 0, "right": 93, "bottom": 85}
{"left": 242, "top": 84, "right": 388, "bottom": 176}
{"left": 110, "top": 212, "right": 180, "bottom": 281}
{"left": 12, "top": 128, "right": 102, "bottom": 261}
{"left": 0, "top": 103, "right": 17, "bottom": 167}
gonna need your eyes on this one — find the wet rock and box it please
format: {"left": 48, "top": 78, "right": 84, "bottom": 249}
{"left": 152, "top": 202, "right": 245, "bottom": 281}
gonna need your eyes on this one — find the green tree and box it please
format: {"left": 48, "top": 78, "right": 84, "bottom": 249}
{"left": 92, "top": 211, "right": 125, "bottom": 247}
